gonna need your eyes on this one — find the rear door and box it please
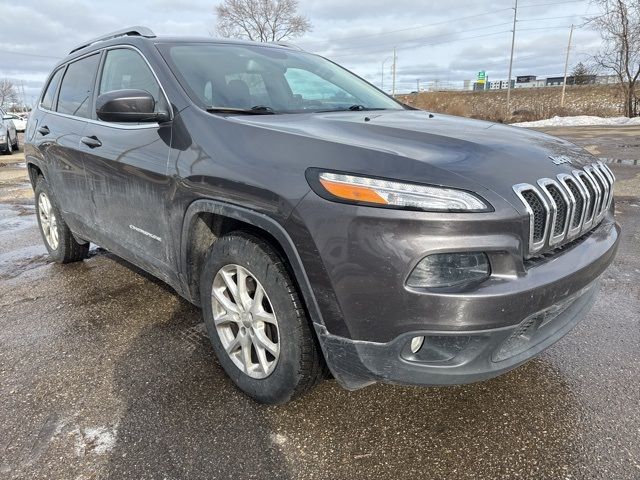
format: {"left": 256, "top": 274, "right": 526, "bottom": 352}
{"left": 37, "top": 54, "right": 101, "bottom": 233}
{"left": 80, "top": 46, "right": 174, "bottom": 275}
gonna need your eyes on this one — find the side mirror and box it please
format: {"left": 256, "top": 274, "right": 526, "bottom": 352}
{"left": 96, "top": 89, "right": 169, "bottom": 123}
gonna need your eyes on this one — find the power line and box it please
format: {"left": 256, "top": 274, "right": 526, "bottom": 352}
{"left": 0, "top": 49, "right": 62, "bottom": 60}
{"left": 301, "top": 7, "right": 514, "bottom": 47}
{"left": 320, "top": 21, "right": 514, "bottom": 56}
{"left": 330, "top": 30, "right": 513, "bottom": 60}
{"left": 519, "top": 0, "right": 586, "bottom": 7}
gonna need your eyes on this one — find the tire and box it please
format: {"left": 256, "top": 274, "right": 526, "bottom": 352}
{"left": 3, "top": 135, "right": 11, "bottom": 155}
{"left": 34, "top": 176, "right": 90, "bottom": 263}
{"left": 200, "top": 231, "right": 324, "bottom": 404}
{"left": 11, "top": 133, "right": 18, "bottom": 151}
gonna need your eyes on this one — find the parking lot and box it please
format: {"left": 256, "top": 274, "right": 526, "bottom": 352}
{"left": 1, "top": 127, "right": 639, "bottom": 479}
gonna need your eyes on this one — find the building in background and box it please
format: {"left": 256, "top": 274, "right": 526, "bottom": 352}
{"left": 516, "top": 75, "right": 537, "bottom": 83}
{"left": 546, "top": 75, "right": 597, "bottom": 86}
{"left": 488, "top": 80, "right": 515, "bottom": 90}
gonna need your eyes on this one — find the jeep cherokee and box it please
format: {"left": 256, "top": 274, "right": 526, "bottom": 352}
{"left": 25, "top": 27, "right": 620, "bottom": 404}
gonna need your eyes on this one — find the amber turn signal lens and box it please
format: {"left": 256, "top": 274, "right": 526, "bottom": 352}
{"left": 319, "top": 178, "right": 388, "bottom": 205}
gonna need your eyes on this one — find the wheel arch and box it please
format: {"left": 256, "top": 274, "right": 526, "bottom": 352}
{"left": 26, "top": 157, "right": 45, "bottom": 187}
{"left": 180, "top": 199, "right": 327, "bottom": 331}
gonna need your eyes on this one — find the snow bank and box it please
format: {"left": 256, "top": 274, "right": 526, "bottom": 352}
{"left": 512, "top": 115, "right": 640, "bottom": 128}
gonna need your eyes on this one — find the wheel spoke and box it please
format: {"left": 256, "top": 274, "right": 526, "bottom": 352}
{"left": 240, "top": 338, "right": 253, "bottom": 372}
{"left": 225, "top": 333, "right": 241, "bottom": 354}
{"left": 212, "top": 287, "right": 239, "bottom": 314}
{"left": 254, "top": 328, "right": 278, "bottom": 356}
{"left": 251, "top": 285, "right": 265, "bottom": 313}
{"left": 254, "top": 342, "right": 271, "bottom": 374}
{"left": 236, "top": 267, "right": 251, "bottom": 311}
{"left": 213, "top": 313, "right": 236, "bottom": 326}
{"left": 254, "top": 309, "right": 277, "bottom": 325}
{"left": 220, "top": 269, "right": 240, "bottom": 306}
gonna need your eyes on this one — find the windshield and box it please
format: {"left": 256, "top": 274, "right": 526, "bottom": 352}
{"left": 158, "top": 42, "right": 404, "bottom": 114}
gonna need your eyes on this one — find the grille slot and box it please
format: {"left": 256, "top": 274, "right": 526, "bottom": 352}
{"left": 564, "top": 179, "right": 583, "bottom": 228}
{"left": 521, "top": 190, "right": 546, "bottom": 242}
{"left": 547, "top": 184, "right": 567, "bottom": 236}
{"left": 576, "top": 171, "right": 596, "bottom": 223}
{"left": 513, "top": 162, "right": 615, "bottom": 258}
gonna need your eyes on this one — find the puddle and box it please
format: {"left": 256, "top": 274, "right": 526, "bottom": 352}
{"left": 0, "top": 244, "right": 50, "bottom": 280}
{"left": 0, "top": 203, "right": 36, "bottom": 232}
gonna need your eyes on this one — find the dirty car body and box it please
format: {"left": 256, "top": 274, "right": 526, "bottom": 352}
{"left": 25, "top": 28, "right": 620, "bottom": 393}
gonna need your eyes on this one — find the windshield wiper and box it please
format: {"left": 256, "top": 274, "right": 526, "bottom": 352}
{"left": 205, "top": 105, "right": 275, "bottom": 115}
{"left": 314, "top": 106, "right": 388, "bottom": 113}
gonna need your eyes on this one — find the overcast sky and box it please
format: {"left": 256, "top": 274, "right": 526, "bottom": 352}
{"left": 0, "top": 0, "right": 603, "bottom": 104}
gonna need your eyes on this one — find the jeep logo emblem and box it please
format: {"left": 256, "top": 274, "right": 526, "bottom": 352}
{"left": 549, "top": 155, "right": 572, "bottom": 165}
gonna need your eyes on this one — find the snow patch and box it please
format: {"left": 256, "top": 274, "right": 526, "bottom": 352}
{"left": 73, "top": 425, "right": 118, "bottom": 456}
{"left": 513, "top": 115, "right": 640, "bottom": 128}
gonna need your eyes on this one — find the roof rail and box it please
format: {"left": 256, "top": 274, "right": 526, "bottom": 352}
{"left": 272, "top": 41, "right": 304, "bottom": 51}
{"left": 69, "top": 26, "right": 156, "bottom": 54}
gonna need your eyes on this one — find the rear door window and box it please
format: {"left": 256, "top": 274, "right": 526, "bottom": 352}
{"left": 41, "top": 68, "right": 64, "bottom": 111}
{"left": 56, "top": 54, "right": 100, "bottom": 118}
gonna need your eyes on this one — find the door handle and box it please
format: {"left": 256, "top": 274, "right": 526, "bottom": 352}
{"left": 81, "top": 135, "right": 102, "bottom": 148}
{"left": 37, "top": 125, "right": 50, "bottom": 136}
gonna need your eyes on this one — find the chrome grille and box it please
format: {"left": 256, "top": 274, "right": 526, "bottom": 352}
{"left": 513, "top": 162, "right": 615, "bottom": 258}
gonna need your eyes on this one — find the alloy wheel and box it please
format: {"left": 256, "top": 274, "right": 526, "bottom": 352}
{"left": 38, "top": 192, "right": 59, "bottom": 250}
{"left": 211, "top": 264, "right": 280, "bottom": 379}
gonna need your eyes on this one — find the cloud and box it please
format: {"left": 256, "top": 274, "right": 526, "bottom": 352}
{"left": 0, "top": 0, "right": 601, "bottom": 101}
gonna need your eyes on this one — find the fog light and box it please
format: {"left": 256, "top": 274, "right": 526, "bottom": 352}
{"left": 407, "top": 252, "right": 490, "bottom": 288}
{"left": 410, "top": 336, "right": 425, "bottom": 353}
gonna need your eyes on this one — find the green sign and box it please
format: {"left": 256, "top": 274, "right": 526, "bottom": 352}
{"left": 477, "top": 71, "right": 486, "bottom": 84}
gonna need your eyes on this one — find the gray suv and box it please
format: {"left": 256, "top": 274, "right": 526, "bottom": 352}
{"left": 25, "top": 27, "right": 620, "bottom": 404}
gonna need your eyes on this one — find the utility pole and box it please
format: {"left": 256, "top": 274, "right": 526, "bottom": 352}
{"left": 561, "top": 24, "right": 574, "bottom": 108}
{"left": 392, "top": 47, "right": 397, "bottom": 96}
{"left": 381, "top": 56, "right": 392, "bottom": 91}
{"left": 506, "top": 0, "right": 518, "bottom": 116}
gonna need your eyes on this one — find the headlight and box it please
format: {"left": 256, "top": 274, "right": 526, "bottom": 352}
{"left": 406, "top": 252, "right": 491, "bottom": 288}
{"left": 308, "top": 170, "right": 491, "bottom": 212}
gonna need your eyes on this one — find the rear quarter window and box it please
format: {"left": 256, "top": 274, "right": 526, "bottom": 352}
{"left": 41, "top": 68, "right": 64, "bottom": 111}
{"left": 56, "top": 54, "right": 100, "bottom": 118}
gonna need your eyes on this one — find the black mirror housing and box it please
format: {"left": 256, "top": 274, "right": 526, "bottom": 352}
{"left": 96, "top": 89, "right": 169, "bottom": 123}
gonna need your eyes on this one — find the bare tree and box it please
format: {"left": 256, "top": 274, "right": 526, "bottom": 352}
{"left": 215, "top": 0, "right": 311, "bottom": 42}
{"left": 571, "top": 62, "right": 596, "bottom": 85}
{"left": 589, "top": 0, "right": 640, "bottom": 116}
{"left": 0, "top": 79, "right": 19, "bottom": 110}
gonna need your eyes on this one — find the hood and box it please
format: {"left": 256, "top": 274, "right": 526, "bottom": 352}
{"left": 228, "top": 109, "right": 598, "bottom": 206}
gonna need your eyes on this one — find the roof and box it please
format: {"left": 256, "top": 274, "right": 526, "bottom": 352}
{"left": 67, "top": 26, "right": 302, "bottom": 59}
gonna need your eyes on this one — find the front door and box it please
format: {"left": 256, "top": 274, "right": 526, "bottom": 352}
{"left": 80, "top": 47, "right": 174, "bottom": 275}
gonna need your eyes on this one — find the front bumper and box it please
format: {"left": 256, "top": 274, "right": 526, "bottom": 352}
{"left": 317, "top": 279, "right": 598, "bottom": 390}
{"left": 289, "top": 193, "right": 620, "bottom": 389}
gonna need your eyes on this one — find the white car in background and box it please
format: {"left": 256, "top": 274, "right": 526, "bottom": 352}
{"left": 5, "top": 113, "right": 27, "bottom": 132}
{"left": 0, "top": 107, "right": 19, "bottom": 154}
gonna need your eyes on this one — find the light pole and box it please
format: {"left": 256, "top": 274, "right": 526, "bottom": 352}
{"left": 381, "top": 56, "right": 392, "bottom": 91}
{"left": 561, "top": 24, "right": 574, "bottom": 108}
{"left": 506, "top": 0, "right": 518, "bottom": 115}
{"left": 392, "top": 47, "right": 397, "bottom": 96}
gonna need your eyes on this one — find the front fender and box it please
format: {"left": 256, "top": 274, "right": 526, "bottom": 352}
{"left": 180, "top": 199, "right": 327, "bottom": 332}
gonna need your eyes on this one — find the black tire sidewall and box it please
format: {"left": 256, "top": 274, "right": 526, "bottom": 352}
{"left": 200, "top": 233, "right": 309, "bottom": 404}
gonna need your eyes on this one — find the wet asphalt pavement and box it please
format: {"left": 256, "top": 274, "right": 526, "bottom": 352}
{"left": 1, "top": 128, "right": 639, "bottom": 480}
